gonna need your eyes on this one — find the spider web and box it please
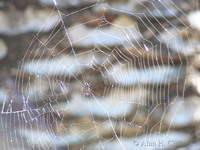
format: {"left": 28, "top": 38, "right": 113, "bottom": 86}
{"left": 0, "top": 0, "right": 197, "bottom": 149}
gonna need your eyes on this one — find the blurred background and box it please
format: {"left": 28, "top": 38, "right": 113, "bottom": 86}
{"left": 0, "top": 0, "right": 200, "bottom": 150}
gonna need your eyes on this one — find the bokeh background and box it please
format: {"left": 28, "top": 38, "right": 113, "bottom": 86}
{"left": 0, "top": 0, "right": 200, "bottom": 150}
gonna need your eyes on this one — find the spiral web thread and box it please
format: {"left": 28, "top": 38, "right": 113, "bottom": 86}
{"left": 0, "top": 0, "right": 197, "bottom": 149}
